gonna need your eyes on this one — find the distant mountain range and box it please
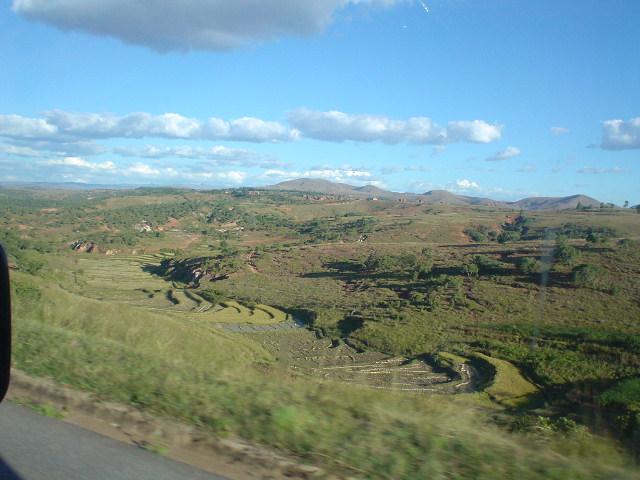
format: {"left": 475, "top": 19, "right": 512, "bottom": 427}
{"left": 268, "top": 178, "right": 604, "bottom": 211}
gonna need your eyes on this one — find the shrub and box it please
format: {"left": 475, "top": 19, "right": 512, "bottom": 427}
{"left": 463, "top": 227, "right": 486, "bottom": 242}
{"left": 463, "top": 263, "right": 479, "bottom": 278}
{"left": 364, "top": 253, "right": 397, "bottom": 273}
{"left": 408, "top": 291, "right": 426, "bottom": 306}
{"left": 517, "top": 257, "right": 540, "bottom": 275}
{"left": 554, "top": 237, "right": 580, "bottom": 265}
{"left": 473, "top": 254, "right": 503, "bottom": 274}
{"left": 572, "top": 263, "right": 605, "bottom": 289}
{"left": 497, "top": 231, "right": 521, "bottom": 243}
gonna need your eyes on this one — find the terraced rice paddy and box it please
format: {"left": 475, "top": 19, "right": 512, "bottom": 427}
{"left": 69, "top": 253, "right": 290, "bottom": 326}
{"left": 69, "top": 253, "right": 481, "bottom": 394}
{"left": 250, "top": 330, "right": 478, "bottom": 393}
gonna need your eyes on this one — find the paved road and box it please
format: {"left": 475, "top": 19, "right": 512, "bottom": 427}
{"left": 0, "top": 402, "right": 228, "bottom": 480}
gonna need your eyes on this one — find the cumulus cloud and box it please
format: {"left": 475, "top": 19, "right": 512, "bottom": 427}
{"left": 485, "top": 146, "right": 521, "bottom": 162}
{"left": 44, "top": 156, "right": 116, "bottom": 171}
{"left": 0, "top": 111, "right": 296, "bottom": 143}
{"left": 113, "top": 144, "right": 285, "bottom": 168}
{"left": 2, "top": 139, "right": 106, "bottom": 157}
{"left": 37, "top": 155, "right": 250, "bottom": 185}
{"left": 0, "top": 114, "right": 57, "bottom": 139}
{"left": 551, "top": 126, "right": 569, "bottom": 135}
{"left": 288, "top": 109, "right": 502, "bottom": 145}
{"left": 262, "top": 166, "right": 372, "bottom": 183}
{"left": 12, "top": 0, "right": 405, "bottom": 52}
{"left": 130, "top": 164, "right": 248, "bottom": 183}
{"left": 0, "top": 143, "right": 44, "bottom": 157}
{"left": 601, "top": 118, "right": 640, "bottom": 150}
{"left": 0, "top": 109, "right": 504, "bottom": 147}
{"left": 454, "top": 179, "right": 480, "bottom": 190}
{"left": 446, "top": 120, "right": 503, "bottom": 143}
{"left": 125, "top": 163, "right": 161, "bottom": 176}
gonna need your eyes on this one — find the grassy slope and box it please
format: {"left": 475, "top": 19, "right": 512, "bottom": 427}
{"left": 11, "top": 272, "right": 637, "bottom": 479}
{"left": 4, "top": 189, "right": 640, "bottom": 478}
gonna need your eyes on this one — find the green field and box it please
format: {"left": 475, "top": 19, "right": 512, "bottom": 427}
{"left": 3, "top": 186, "right": 640, "bottom": 479}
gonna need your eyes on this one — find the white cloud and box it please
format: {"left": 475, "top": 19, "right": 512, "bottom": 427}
{"left": 0, "top": 109, "right": 503, "bottom": 147}
{"left": 45, "top": 156, "right": 116, "bottom": 171}
{"left": 289, "top": 109, "right": 502, "bottom": 144}
{"left": 550, "top": 126, "right": 569, "bottom": 135}
{"left": 125, "top": 163, "right": 161, "bottom": 176}
{"left": 12, "top": 0, "right": 405, "bottom": 52}
{"left": 118, "top": 163, "right": 246, "bottom": 183}
{"left": 454, "top": 179, "right": 480, "bottom": 190}
{"left": 228, "top": 117, "right": 299, "bottom": 143}
{"left": 0, "top": 143, "right": 43, "bottom": 157}
{"left": 0, "top": 111, "right": 296, "bottom": 143}
{"left": 601, "top": 118, "right": 640, "bottom": 150}
{"left": 221, "top": 171, "right": 248, "bottom": 183}
{"left": 0, "top": 114, "right": 58, "bottom": 140}
{"left": 2, "top": 139, "right": 106, "bottom": 157}
{"left": 446, "top": 120, "right": 502, "bottom": 144}
{"left": 262, "top": 166, "right": 372, "bottom": 184}
{"left": 485, "top": 146, "right": 521, "bottom": 162}
{"left": 113, "top": 144, "right": 284, "bottom": 168}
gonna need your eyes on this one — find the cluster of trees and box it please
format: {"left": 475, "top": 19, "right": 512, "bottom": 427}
{"left": 362, "top": 248, "right": 433, "bottom": 279}
{"left": 297, "top": 216, "right": 376, "bottom": 243}
{"left": 464, "top": 215, "right": 532, "bottom": 244}
{"left": 463, "top": 225, "right": 497, "bottom": 242}
{"left": 531, "top": 223, "right": 618, "bottom": 242}
{"left": 497, "top": 214, "right": 532, "bottom": 243}
{"left": 200, "top": 240, "right": 242, "bottom": 280}
{"left": 98, "top": 201, "right": 205, "bottom": 229}
{"left": 408, "top": 272, "right": 467, "bottom": 310}
{"left": 0, "top": 229, "right": 52, "bottom": 274}
{"left": 516, "top": 257, "right": 544, "bottom": 275}
{"left": 575, "top": 202, "right": 616, "bottom": 211}
{"left": 553, "top": 236, "right": 581, "bottom": 266}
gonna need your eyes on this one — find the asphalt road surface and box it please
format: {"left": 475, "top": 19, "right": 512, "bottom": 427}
{"left": 0, "top": 402, "right": 228, "bottom": 480}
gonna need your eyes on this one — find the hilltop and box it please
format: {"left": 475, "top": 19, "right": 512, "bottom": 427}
{"left": 269, "top": 178, "right": 604, "bottom": 210}
{"left": 267, "top": 178, "right": 396, "bottom": 198}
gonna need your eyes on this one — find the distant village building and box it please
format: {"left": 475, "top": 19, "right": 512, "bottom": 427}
{"left": 135, "top": 221, "right": 153, "bottom": 233}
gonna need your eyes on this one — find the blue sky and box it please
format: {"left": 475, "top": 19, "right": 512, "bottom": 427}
{"left": 0, "top": 0, "right": 638, "bottom": 204}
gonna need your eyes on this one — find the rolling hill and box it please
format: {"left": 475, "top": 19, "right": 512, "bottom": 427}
{"left": 268, "top": 178, "right": 604, "bottom": 210}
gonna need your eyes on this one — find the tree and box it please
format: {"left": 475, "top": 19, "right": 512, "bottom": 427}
{"left": 364, "top": 253, "right": 396, "bottom": 273}
{"left": 412, "top": 248, "right": 434, "bottom": 279}
{"left": 624, "top": 200, "right": 629, "bottom": 208}
{"left": 463, "top": 263, "right": 479, "bottom": 279}
{"left": 572, "top": 264, "right": 605, "bottom": 289}
{"left": 585, "top": 232, "right": 600, "bottom": 244}
{"left": 497, "top": 231, "right": 521, "bottom": 243}
{"left": 554, "top": 236, "right": 580, "bottom": 266}
{"left": 516, "top": 257, "right": 539, "bottom": 275}
{"left": 398, "top": 252, "right": 418, "bottom": 270}
{"left": 463, "top": 227, "right": 486, "bottom": 242}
